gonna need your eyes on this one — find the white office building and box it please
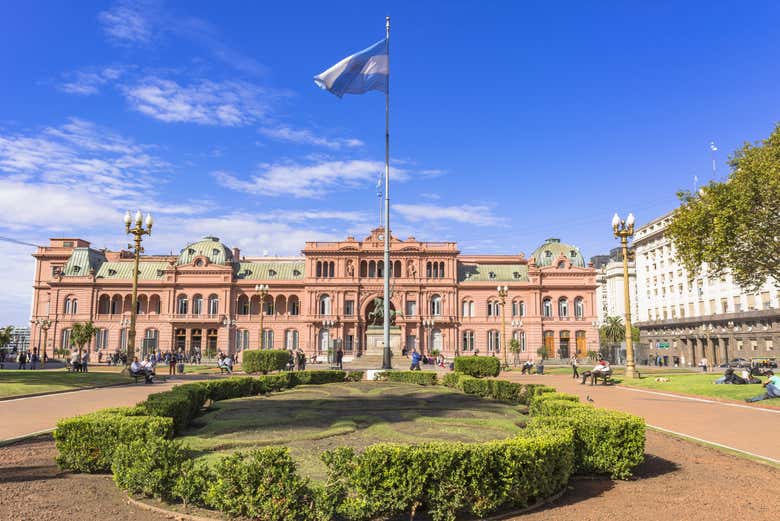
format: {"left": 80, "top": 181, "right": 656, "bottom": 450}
{"left": 633, "top": 211, "right": 779, "bottom": 367}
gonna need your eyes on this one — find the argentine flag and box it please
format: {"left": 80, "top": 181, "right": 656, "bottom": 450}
{"left": 314, "top": 39, "right": 388, "bottom": 98}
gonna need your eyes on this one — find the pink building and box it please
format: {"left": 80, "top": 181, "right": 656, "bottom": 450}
{"left": 29, "top": 229, "right": 598, "bottom": 363}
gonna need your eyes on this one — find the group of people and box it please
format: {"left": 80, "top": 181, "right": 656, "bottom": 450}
{"left": 129, "top": 356, "right": 158, "bottom": 384}
{"left": 68, "top": 350, "right": 90, "bottom": 372}
{"left": 1, "top": 349, "right": 43, "bottom": 370}
{"left": 217, "top": 351, "right": 234, "bottom": 374}
{"left": 286, "top": 348, "right": 310, "bottom": 371}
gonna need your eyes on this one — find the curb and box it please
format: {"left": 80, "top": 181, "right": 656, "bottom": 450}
{"left": 125, "top": 485, "right": 569, "bottom": 521}
{"left": 0, "top": 429, "right": 54, "bottom": 448}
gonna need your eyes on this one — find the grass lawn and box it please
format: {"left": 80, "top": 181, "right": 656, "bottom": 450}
{"left": 514, "top": 365, "right": 699, "bottom": 376}
{"left": 0, "top": 369, "right": 132, "bottom": 399}
{"left": 180, "top": 381, "right": 527, "bottom": 481}
{"left": 619, "top": 372, "right": 771, "bottom": 402}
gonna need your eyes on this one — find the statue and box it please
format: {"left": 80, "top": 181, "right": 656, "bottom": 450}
{"left": 346, "top": 260, "right": 355, "bottom": 277}
{"left": 367, "top": 297, "right": 400, "bottom": 326}
{"left": 407, "top": 261, "right": 417, "bottom": 279}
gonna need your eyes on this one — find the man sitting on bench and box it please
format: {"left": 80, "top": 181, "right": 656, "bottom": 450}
{"left": 130, "top": 357, "right": 154, "bottom": 384}
{"left": 581, "top": 359, "right": 612, "bottom": 385}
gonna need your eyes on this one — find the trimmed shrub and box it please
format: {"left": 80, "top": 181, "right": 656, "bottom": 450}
{"left": 141, "top": 383, "right": 208, "bottom": 434}
{"left": 289, "top": 370, "right": 347, "bottom": 386}
{"left": 203, "top": 376, "right": 256, "bottom": 401}
{"left": 243, "top": 349, "right": 291, "bottom": 374}
{"left": 453, "top": 356, "right": 501, "bottom": 378}
{"left": 441, "top": 372, "right": 461, "bottom": 388}
{"left": 112, "top": 437, "right": 189, "bottom": 500}
{"left": 529, "top": 406, "right": 645, "bottom": 479}
{"left": 346, "top": 370, "right": 364, "bottom": 382}
{"left": 173, "top": 459, "right": 215, "bottom": 507}
{"left": 518, "top": 384, "right": 556, "bottom": 405}
{"left": 205, "top": 447, "right": 313, "bottom": 520}
{"left": 322, "top": 428, "right": 574, "bottom": 521}
{"left": 377, "top": 370, "right": 438, "bottom": 385}
{"left": 54, "top": 411, "right": 173, "bottom": 473}
{"left": 528, "top": 392, "right": 580, "bottom": 415}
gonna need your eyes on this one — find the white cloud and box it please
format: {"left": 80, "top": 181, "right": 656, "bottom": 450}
{"left": 98, "top": 0, "right": 154, "bottom": 44}
{"left": 213, "top": 159, "right": 410, "bottom": 198}
{"left": 60, "top": 68, "right": 125, "bottom": 95}
{"left": 258, "top": 126, "right": 363, "bottom": 150}
{"left": 122, "top": 77, "right": 269, "bottom": 126}
{"left": 394, "top": 203, "right": 506, "bottom": 227}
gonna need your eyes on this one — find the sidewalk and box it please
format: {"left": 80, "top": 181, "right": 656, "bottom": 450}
{"left": 502, "top": 372, "right": 780, "bottom": 463}
{"left": 0, "top": 376, "right": 205, "bottom": 442}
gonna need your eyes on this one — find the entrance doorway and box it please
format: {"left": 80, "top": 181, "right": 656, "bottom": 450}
{"left": 191, "top": 329, "right": 202, "bottom": 358}
{"left": 559, "top": 330, "right": 571, "bottom": 359}
{"left": 319, "top": 329, "right": 330, "bottom": 355}
{"left": 174, "top": 328, "right": 186, "bottom": 353}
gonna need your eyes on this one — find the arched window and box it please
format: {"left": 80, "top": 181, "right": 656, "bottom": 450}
{"left": 262, "top": 296, "right": 274, "bottom": 315}
{"left": 192, "top": 295, "right": 203, "bottom": 315}
{"left": 487, "top": 300, "right": 500, "bottom": 317}
{"left": 369, "top": 261, "right": 376, "bottom": 278}
{"left": 432, "top": 262, "right": 439, "bottom": 278}
{"left": 98, "top": 295, "right": 110, "bottom": 314}
{"left": 319, "top": 294, "right": 331, "bottom": 315}
{"left": 61, "top": 328, "right": 71, "bottom": 349}
{"left": 394, "top": 260, "right": 402, "bottom": 277}
{"left": 177, "top": 294, "right": 188, "bottom": 315}
{"left": 574, "top": 297, "right": 584, "bottom": 319}
{"left": 542, "top": 298, "right": 552, "bottom": 318}
{"left": 111, "top": 295, "right": 122, "bottom": 315}
{"left": 511, "top": 300, "right": 518, "bottom": 316}
{"left": 136, "top": 295, "right": 147, "bottom": 315}
{"left": 487, "top": 330, "right": 501, "bottom": 353}
{"left": 149, "top": 295, "right": 161, "bottom": 314}
{"left": 519, "top": 301, "right": 526, "bottom": 317}
{"left": 208, "top": 295, "right": 219, "bottom": 315}
{"left": 64, "top": 297, "right": 71, "bottom": 314}
{"left": 316, "top": 261, "right": 322, "bottom": 277}
{"left": 71, "top": 298, "right": 78, "bottom": 314}
{"left": 288, "top": 296, "right": 300, "bottom": 316}
{"left": 430, "top": 295, "right": 441, "bottom": 316}
{"left": 439, "top": 262, "right": 445, "bottom": 278}
{"left": 329, "top": 261, "right": 335, "bottom": 278}
{"left": 377, "top": 260, "right": 384, "bottom": 277}
{"left": 285, "top": 329, "right": 299, "bottom": 349}
{"left": 237, "top": 295, "right": 249, "bottom": 315}
{"left": 558, "top": 298, "right": 569, "bottom": 318}
{"left": 360, "top": 261, "right": 367, "bottom": 277}
{"left": 426, "top": 262, "right": 432, "bottom": 278}
{"left": 461, "top": 330, "right": 475, "bottom": 352}
{"left": 462, "top": 299, "right": 474, "bottom": 317}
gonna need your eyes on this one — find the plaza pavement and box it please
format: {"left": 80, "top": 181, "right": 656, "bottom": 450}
{"left": 502, "top": 372, "right": 780, "bottom": 463}
{"left": 0, "top": 376, "right": 205, "bottom": 443}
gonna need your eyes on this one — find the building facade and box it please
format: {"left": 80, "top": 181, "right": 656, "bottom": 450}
{"left": 634, "top": 212, "right": 780, "bottom": 366}
{"left": 29, "top": 230, "right": 599, "bottom": 362}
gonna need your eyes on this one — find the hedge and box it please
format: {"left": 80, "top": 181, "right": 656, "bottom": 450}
{"left": 205, "top": 447, "right": 313, "bottom": 520}
{"left": 243, "top": 349, "right": 291, "bottom": 374}
{"left": 453, "top": 356, "right": 501, "bottom": 377}
{"left": 112, "top": 437, "right": 189, "bottom": 500}
{"left": 54, "top": 409, "right": 173, "bottom": 473}
{"left": 528, "top": 392, "right": 580, "bottom": 415}
{"left": 142, "top": 383, "right": 208, "bottom": 434}
{"left": 442, "top": 373, "right": 555, "bottom": 405}
{"left": 321, "top": 428, "right": 575, "bottom": 521}
{"left": 376, "top": 370, "right": 438, "bottom": 385}
{"left": 527, "top": 393, "right": 645, "bottom": 479}
{"left": 289, "top": 370, "right": 347, "bottom": 386}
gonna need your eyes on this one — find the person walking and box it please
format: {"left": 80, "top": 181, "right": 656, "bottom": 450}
{"left": 336, "top": 346, "right": 344, "bottom": 370}
{"left": 168, "top": 351, "right": 176, "bottom": 376}
{"left": 570, "top": 356, "right": 579, "bottom": 379}
{"left": 410, "top": 349, "right": 422, "bottom": 371}
{"left": 700, "top": 357, "right": 708, "bottom": 373}
{"left": 17, "top": 351, "right": 27, "bottom": 370}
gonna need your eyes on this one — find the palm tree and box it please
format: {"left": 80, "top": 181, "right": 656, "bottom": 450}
{"left": 69, "top": 321, "right": 98, "bottom": 358}
{"left": 600, "top": 316, "right": 625, "bottom": 345}
{"left": 0, "top": 326, "right": 14, "bottom": 362}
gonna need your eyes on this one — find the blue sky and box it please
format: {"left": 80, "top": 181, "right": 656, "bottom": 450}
{"left": 2, "top": 0, "right": 780, "bottom": 324}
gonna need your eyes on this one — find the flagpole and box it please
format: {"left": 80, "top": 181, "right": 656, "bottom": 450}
{"left": 382, "top": 15, "right": 392, "bottom": 369}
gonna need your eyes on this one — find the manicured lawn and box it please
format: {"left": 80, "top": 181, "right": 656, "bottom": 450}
{"left": 618, "top": 372, "right": 771, "bottom": 402}
{"left": 181, "top": 381, "right": 527, "bottom": 481}
{"left": 0, "top": 369, "right": 132, "bottom": 399}
{"left": 518, "top": 365, "right": 699, "bottom": 376}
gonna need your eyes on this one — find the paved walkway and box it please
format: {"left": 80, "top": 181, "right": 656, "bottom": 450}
{"left": 502, "top": 372, "right": 780, "bottom": 463}
{"left": 0, "top": 377, "right": 199, "bottom": 442}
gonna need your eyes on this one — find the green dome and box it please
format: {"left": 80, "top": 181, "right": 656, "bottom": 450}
{"left": 531, "top": 238, "right": 585, "bottom": 268}
{"left": 177, "top": 236, "right": 234, "bottom": 266}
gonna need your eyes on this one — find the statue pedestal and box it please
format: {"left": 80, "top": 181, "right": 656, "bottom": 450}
{"left": 364, "top": 325, "right": 402, "bottom": 357}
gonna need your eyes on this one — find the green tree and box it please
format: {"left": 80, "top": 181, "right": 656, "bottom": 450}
{"left": 536, "top": 345, "right": 549, "bottom": 360}
{"left": 509, "top": 337, "right": 521, "bottom": 366}
{"left": 69, "top": 322, "right": 98, "bottom": 357}
{"left": 667, "top": 125, "right": 780, "bottom": 291}
{"left": 600, "top": 316, "right": 625, "bottom": 344}
{"left": 0, "top": 326, "right": 14, "bottom": 356}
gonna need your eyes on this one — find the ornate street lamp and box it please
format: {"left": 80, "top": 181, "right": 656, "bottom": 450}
{"left": 255, "top": 284, "right": 269, "bottom": 349}
{"left": 124, "top": 210, "right": 153, "bottom": 368}
{"left": 612, "top": 212, "right": 637, "bottom": 379}
{"left": 497, "top": 285, "right": 509, "bottom": 367}
{"left": 511, "top": 319, "right": 523, "bottom": 366}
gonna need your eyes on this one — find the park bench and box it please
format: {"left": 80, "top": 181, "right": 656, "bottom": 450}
{"left": 581, "top": 370, "right": 613, "bottom": 386}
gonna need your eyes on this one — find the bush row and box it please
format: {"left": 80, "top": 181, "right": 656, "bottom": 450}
{"left": 442, "top": 372, "right": 555, "bottom": 405}
{"left": 242, "top": 349, "right": 292, "bottom": 374}
{"left": 54, "top": 370, "right": 357, "bottom": 473}
{"left": 376, "top": 370, "right": 438, "bottom": 385}
{"left": 527, "top": 393, "right": 645, "bottom": 479}
{"left": 453, "top": 356, "right": 501, "bottom": 377}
